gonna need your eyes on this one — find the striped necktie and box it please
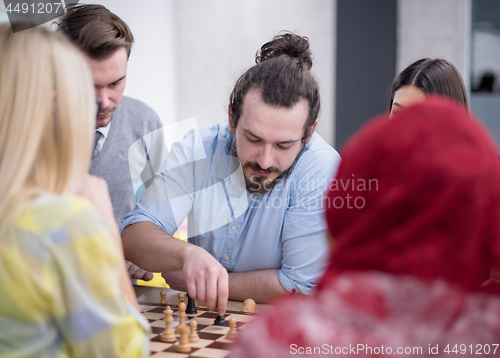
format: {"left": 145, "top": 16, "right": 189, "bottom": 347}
{"left": 93, "top": 131, "right": 102, "bottom": 159}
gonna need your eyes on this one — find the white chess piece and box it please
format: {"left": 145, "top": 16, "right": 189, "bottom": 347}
{"left": 161, "top": 306, "right": 176, "bottom": 343}
{"left": 226, "top": 317, "right": 238, "bottom": 340}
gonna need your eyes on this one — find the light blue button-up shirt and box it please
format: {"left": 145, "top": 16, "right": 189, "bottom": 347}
{"left": 121, "top": 123, "right": 341, "bottom": 294}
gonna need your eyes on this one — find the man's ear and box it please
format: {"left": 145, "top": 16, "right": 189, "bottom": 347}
{"left": 228, "top": 106, "right": 236, "bottom": 133}
{"left": 304, "top": 121, "right": 318, "bottom": 143}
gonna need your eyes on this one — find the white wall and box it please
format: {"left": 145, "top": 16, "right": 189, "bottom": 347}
{"left": 1, "top": 1, "right": 335, "bottom": 144}
{"left": 397, "top": 0, "right": 472, "bottom": 91}
{"left": 177, "top": 0, "right": 336, "bottom": 145}
{"left": 68, "top": 1, "right": 336, "bottom": 144}
{"left": 87, "top": 0, "right": 178, "bottom": 129}
{"left": 0, "top": 1, "right": 177, "bottom": 128}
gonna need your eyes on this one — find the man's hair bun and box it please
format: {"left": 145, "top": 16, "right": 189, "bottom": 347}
{"left": 256, "top": 32, "right": 313, "bottom": 70}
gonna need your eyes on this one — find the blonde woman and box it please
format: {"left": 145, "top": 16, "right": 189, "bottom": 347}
{"left": 0, "top": 23, "right": 149, "bottom": 357}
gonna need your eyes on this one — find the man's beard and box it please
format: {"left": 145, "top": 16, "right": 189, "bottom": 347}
{"left": 230, "top": 134, "right": 306, "bottom": 195}
{"left": 95, "top": 106, "right": 117, "bottom": 128}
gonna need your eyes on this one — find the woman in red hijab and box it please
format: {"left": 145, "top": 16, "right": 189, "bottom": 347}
{"left": 230, "top": 98, "right": 500, "bottom": 357}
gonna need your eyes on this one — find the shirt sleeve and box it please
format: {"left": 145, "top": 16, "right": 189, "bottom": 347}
{"left": 277, "top": 148, "right": 341, "bottom": 294}
{"left": 120, "top": 128, "right": 208, "bottom": 235}
{"left": 49, "top": 199, "right": 150, "bottom": 358}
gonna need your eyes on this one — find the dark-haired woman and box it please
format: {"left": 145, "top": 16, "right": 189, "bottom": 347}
{"left": 230, "top": 99, "right": 500, "bottom": 357}
{"left": 390, "top": 58, "right": 468, "bottom": 117}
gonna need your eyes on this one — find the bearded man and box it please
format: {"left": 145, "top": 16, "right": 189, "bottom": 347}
{"left": 121, "top": 33, "right": 340, "bottom": 314}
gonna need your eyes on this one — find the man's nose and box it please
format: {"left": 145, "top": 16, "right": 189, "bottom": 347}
{"left": 256, "top": 145, "right": 274, "bottom": 170}
{"left": 95, "top": 89, "right": 110, "bottom": 111}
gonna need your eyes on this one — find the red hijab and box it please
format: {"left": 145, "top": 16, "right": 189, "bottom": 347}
{"left": 323, "top": 98, "right": 500, "bottom": 292}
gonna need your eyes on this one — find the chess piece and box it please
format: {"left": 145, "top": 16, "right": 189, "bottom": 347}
{"left": 161, "top": 306, "right": 177, "bottom": 343}
{"left": 186, "top": 294, "right": 197, "bottom": 314}
{"left": 177, "top": 292, "right": 185, "bottom": 304}
{"left": 176, "top": 325, "right": 191, "bottom": 353}
{"left": 189, "top": 319, "right": 200, "bottom": 343}
{"left": 159, "top": 290, "right": 167, "bottom": 305}
{"left": 243, "top": 298, "right": 256, "bottom": 313}
{"left": 226, "top": 317, "right": 237, "bottom": 340}
{"left": 214, "top": 314, "right": 226, "bottom": 326}
{"left": 175, "top": 301, "right": 187, "bottom": 334}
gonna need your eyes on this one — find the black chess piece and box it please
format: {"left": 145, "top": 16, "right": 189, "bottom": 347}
{"left": 214, "top": 315, "right": 226, "bottom": 326}
{"left": 186, "top": 294, "right": 197, "bottom": 314}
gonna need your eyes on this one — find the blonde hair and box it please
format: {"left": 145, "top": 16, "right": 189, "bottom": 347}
{"left": 0, "top": 23, "right": 95, "bottom": 228}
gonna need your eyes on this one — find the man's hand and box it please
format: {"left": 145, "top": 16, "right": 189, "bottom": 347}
{"left": 126, "top": 261, "right": 154, "bottom": 281}
{"left": 167, "top": 245, "right": 229, "bottom": 315}
{"left": 161, "top": 271, "right": 186, "bottom": 291}
{"left": 121, "top": 222, "right": 229, "bottom": 314}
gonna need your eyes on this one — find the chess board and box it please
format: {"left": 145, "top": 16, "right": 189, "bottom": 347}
{"left": 139, "top": 301, "right": 255, "bottom": 357}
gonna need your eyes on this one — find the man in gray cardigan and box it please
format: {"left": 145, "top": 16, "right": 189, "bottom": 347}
{"left": 57, "top": 4, "right": 166, "bottom": 280}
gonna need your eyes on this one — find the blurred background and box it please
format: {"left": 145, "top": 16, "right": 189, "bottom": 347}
{"left": 1, "top": 0, "right": 499, "bottom": 149}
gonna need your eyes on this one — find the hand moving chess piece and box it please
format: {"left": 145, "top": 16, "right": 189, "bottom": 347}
{"left": 161, "top": 306, "right": 176, "bottom": 343}
{"left": 159, "top": 290, "right": 167, "bottom": 305}
{"left": 226, "top": 317, "right": 238, "bottom": 340}
{"left": 189, "top": 319, "right": 199, "bottom": 343}
{"left": 243, "top": 298, "right": 256, "bottom": 313}
{"left": 175, "top": 301, "right": 187, "bottom": 334}
{"left": 177, "top": 325, "right": 191, "bottom": 353}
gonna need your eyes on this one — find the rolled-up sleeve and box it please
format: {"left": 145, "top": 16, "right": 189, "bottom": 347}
{"left": 277, "top": 148, "right": 341, "bottom": 294}
{"left": 120, "top": 128, "right": 205, "bottom": 235}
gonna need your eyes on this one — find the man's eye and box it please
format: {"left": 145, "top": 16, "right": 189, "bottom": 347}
{"left": 277, "top": 144, "right": 292, "bottom": 150}
{"left": 247, "top": 137, "right": 259, "bottom": 143}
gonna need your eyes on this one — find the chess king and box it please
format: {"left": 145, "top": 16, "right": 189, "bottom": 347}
{"left": 121, "top": 32, "right": 340, "bottom": 312}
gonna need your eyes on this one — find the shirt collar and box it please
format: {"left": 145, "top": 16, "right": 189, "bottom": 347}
{"left": 96, "top": 120, "right": 111, "bottom": 138}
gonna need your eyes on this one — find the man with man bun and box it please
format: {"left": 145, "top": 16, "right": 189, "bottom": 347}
{"left": 57, "top": 4, "right": 166, "bottom": 280}
{"left": 121, "top": 33, "right": 340, "bottom": 313}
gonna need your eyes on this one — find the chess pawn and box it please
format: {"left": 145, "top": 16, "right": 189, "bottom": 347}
{"left": 177, "top": 292, "right": 185, "bottom": 304}
{"left": 159, "top": 290, "right": 167, "bottom": 305}
{"left": 189, "top": 319, "right": 200, "bottom": 343}
{"left": 226, "top": 317, "right": 238, "bottom": 340}
{"left": 186, "top": 294, "right": 197, "bottom": 314}
{"left": 175, "top": 301, "right": 187, "bottom": 334}
{"left": 177, "top": 325, "right": 191, "bottom": 353}
{"left": 243, "top": 298, "right": 256, "bottom": 313}
{"left": 161, "top": 306, "right": 176, "bottom": 343}
{"left": 214, "top": 314, "right": 226, "bottom": 326}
